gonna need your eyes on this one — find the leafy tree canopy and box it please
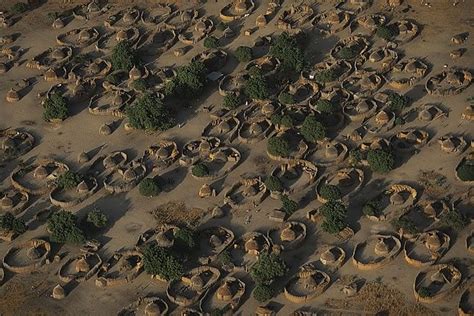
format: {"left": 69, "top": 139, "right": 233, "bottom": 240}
{"left": 127, "top": 93, "right": 174, "bottom": 131}
{"left": 269, "top": 32, "right": 306, "bottom": 72}
{"left": 47, "top": 210, "right": 85, "bottom": 244}
{"left": 250, "top": 253, "right": 287, "bottom": 285}
{"left": 143, "top": 243, "right": 184, "bottom": 281}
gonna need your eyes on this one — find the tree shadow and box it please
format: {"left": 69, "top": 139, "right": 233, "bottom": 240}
{"left": 157, "top": 166, "right": 188, "bottom": 193}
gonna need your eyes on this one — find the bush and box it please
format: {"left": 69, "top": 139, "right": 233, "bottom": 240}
{"left": 43, "top": 93, "right": 68, "bottom": 122}
{"left": 131, "top": 78, "right": 148, "bottom": 92}
{"left": 315, "top": 99, "right": 337, "bottom": 113}
{"left": 376, "top": 25, "right": 397, "bottom": 41}
{"left": 265, "top": 176, "right": 283, "bottom": 192}
{"left": 223, "top": 93, "right": 241, "bottom": 109}
{"left": 319, "top": 184, "right": 342, "bottom": 201}
{"left": 165, "top": 61, "right": 207, "bottom": 98}
{"left": 337, "top": 46, "right": 358, "bottom": 60}
{"left": 139, "top": 178, "right": 161, "bottom": 197}
{"left": 367, "top": 149, "right": 395, "bottom": 173}
{"left": 281, "top": 195, "right": 298, "bottom": 215}
{"left": 388, "top": 93, "right": 410, "bottom": 112}
{"left": 47, "top": 210, "right": 85, "bottom": 244}
{"left": 0, "top": 212, "right": 26, "bottom": 234}
{"left": 267, "top": 136, "right": 290, "bottom": 157}
{"left": 314, "top": 69, "right": 338, "bottom": 83}
{"left": 204, "top": 36, "right": 220, "bottom": 49}
{"left": 320, "top": 200, "right": 347, "bottom": 234}
{"left": 362, "top": 200, "right": 379, "bottom": 217}
{"left": 56, "top": 171, "right": 82, "bottom": 190}
{"left": 47, "top": 11, "right": 59, "bottom": 22}
{"left": 216, "top": 21, "right": 227, "bottom": 31}
{"left": 269, "top": 32, "right": 305, "bottom": 72}
{"left": 253, "top": 284, "right": 275, "bottom": 302}
{"left": 105, "top": 73, "right": 120, "bottom": 85}
{"left": 300, "top": 115, "right": 326, "bottom": 143}
{"left": 349, "top": 149, "right": 363, "bottom": 166}
{"left": 278, "top": 92, "right": 295, "bottom": 105}
{"left": 143, "top": 243, "right": 183, "bottom": 281}
{"left": 244, "top": 72, "right": 269, "bottom": 100}
{"left": 217, "top": 250, "right": 232, "bottom": 266}
{"left": 86, "top": 209, "right": 108, "bottom": 228}
{"left": 235, "top": 46, "right": 253, "bottom": 62}
{"left": 457, "top": 161, "right": 474, "bottom": 182}
{"left": 174, "top": 228, "right": 196, "bottom": 249}
{"left": 437, "top": 209, "right": 469, "bottom": 230}
{"left": 111, "top": 40, "right": 139, "bottom": 71}
{"left": 192, "top": 163, "right": 209, "bottom": 177}
{"left": 391, "top": 216, "right": 419, "bottom": 235}
{"left": 127, "top": 93, "right": 174, "bottom": 131}
{"left": 11, "top": 2, "right": 29, "bottom": 14}
{"left": 271, "top": 113, "right": 294, "bottom": 128}
{"left": 250, "top": 253, "right": 287, "bottom": 285}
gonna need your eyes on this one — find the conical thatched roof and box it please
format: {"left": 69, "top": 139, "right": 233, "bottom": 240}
{"left": 76, "top": 180, "right": 89, "bottom": 193}
{"left": 390, "top": 192, "right": 404, "bottom": 205}
{"left": 52, "top": 284, "right": 65, "bottom": 299}
{"left": 123, "top": 168, "right": 137, "bottom": 181}
{"left": 216, "top": 281, "right": 233, "bottom": 300}
{"left": 99, "top": 124, "right": 112, "bottom": 135}
{"left": 320, "top": 248, "right": 336, "bottom": 264}
{"left": 425, "top": 232, "right": 442, "bottom": 251}
{"left": 144, "top": 302, "right": 161, "bottom": 316}
{"left": 1, "top": 196, "right": 13, "bottom": 208}
{"left": 374, "top": 238, "right": 390, "bottom": 256}
{"left": 78, "top": 151, "right": 89, "bottom": 163}
{"left": 34, "top": 165, "right": 48, "bottom": 179}
{"left": 75, "top": 257, "right": 91, "bottom": 272}
{"left": 280, "top": 226, "right": 297, "bottom": 242}
{"left": 6, "top": 88, "right": 19, "bottom": 102}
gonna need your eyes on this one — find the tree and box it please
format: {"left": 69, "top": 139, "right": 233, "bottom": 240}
{"left": 250, "top": 253, "right": 287, "bottom": 285}
{"left": 174, "top": 228, "right": 196, "bottom": 249}
{"left": 362, "top": 200, "right": 379, "bottom": 217}
{"left": 271, "top": 113, "right": 294, "bottom": 128}
{"left": 86, "top": 209, "right": 108, "bottom": 228}
{"left": 142, "top": 243, "right": 183, "bottom": 281}
{"left": 376, "top": 25, "right": 397, "bottom": 41}
{"left": 235, "top": 46, "right": 253, "bottom": 62}
{"left": 387, "top": 93, "right": 410, "bottom": 112}
{"left": 281, "top": 195, "right": 298, "bottom": 215}
{"left": 204, "top": 36, "right": 220, "bottom": 49}
{"left": 437, "top": 209, "right": 469, "bottom": 230}
{"left": 244, "top": 72, "right": 269, "bottom": 100}
{"left": 217, "top": 250, "right": 232, "bottom": 266}
{"left": 337, "top": 46, "right": 358, "bottom": 60}
{"left": 253, "top": 284, "right": 275, "bottom": 302}
{"left": 264, "top": 176, "right": 283, "bottom": 192}
{"left": 139, "top": 178, "right": 161, "bottom": 197}
{"left": 267, "top": 136, "right": 290, "bottom": 157}
{"left": 314, "top": 69, "right": 338, "bottom": 83}
{"left": 391, "top": 216, "right": 419, "bottom": 235}
{"left": 11, "top": 2, "right": 29, "bottom": 14}
{"left": 192, "top": 163, "right": 209, "bottom": 177}
{"left": 43, "top": 93, "right": 68, "bottom": 122}
{"left": 47, "top": 210, "right": 85, "bottom": 244}
{"left": 111, "top": 40, "right": 139, "bottom": 71}
{"left": 320, "top": 200, "right": 347, "bottom": 234}
{"left": 131, "top": 78, "right": 148, "bottom": 92}
{"left": 367, "top": 149, "right": 395, "bottom": 173}
{"left": 315, "top": 99, "right": 337, "bottom": 113}
{"left": 223, "top": 93, "right": 241, "bottom": 109}
{"left": 165, "top": 61, "right": 207, "bottom": 98}
{"left": 278, "top": 92, "right": 295, "bottom": 104}
{"left": 319, "top": 184, "right": 342, "bottom": 201}
{"left": 0, "top": 212, "right": 26, "bottom": 234}
{"left": 127, "top": 93, "right": 174, "bottom": 131}
{"left": 300, "top": 115, "right": 326, "bottom": 143}
{"left": 456, "top": 161, "right": 474, "bottom": 182}
{"left": 269, "top": 32, "right": 305, "bottom": 72}
{"left": 348, "top": 149, "right": 363, "bottom": 166}
{"left": 56, "top": 171, "right": 82, "bottom": 190}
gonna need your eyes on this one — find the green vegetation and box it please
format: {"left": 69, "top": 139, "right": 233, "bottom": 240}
{"left": 300, "top": 115, "right": 326, "bottom": 143}
{"left": 253, "top": 284, "right": 276, "bottom": 302}
{"left": 320, "top": 200, "right": 347, "bottom": 234}
{"left": 314, "top": 69, "right": 338, "bottom": 83}
{"left": 418, "top": 287, "right": 432, "bottom": 298}
{"left": 391, "top": 216, "right": 419, "bottom": 235}
{"left": 456, "top": 161, "right": 474, "bottom": 182}
{"left": 56, "top": 171, "right": 82, "bottom": 190}
{"left": 217, "top": 250, "right": 232, "bottom": 266}
{"left": 348, "top": 149, "right": 363, "bottom": 166}
{"left": 265, "top": 176, "right": 283, "bottom": 192}
{"left": 367, "top": 149, "right": 395, "bottom": 173}
{"left": 267, "top": 136, "right": 291, "bottom": 157}
{"left": 271, "top": 113, "right": 294, "bottom": 128}
{"left": 131, "top": 78, "right": 148, "bottom": 92}
{"left": 11, "top": 2, "right": 29, "bottom": 14}
{"left": 250, "top": 253, "right": 287, "bottom": 285}
{"left": 139, "top": 178, "right": 161, "bottom": 197}
{"left": 387, "top": 93, "right": 410, "bottom": 112}
{"left": 235, "top": 46, "right": 253, "bottom": 62}
{"left": 281, "top": 195, "right": 298, "bottom": 215}
{"left": 337, "top": 46, "right": 358, "bottom": 60}
{"left": 111, "top": 41, "right": 139, "bottom": 72}
{"left": 223, "top": 93, "right": 241, "bottom": 109}
{"left": 86, "top": 209, "right": 108, "bottom": 228}
{"left": 437, "top": 209, "right": 469, "bottom": 230}
{"left": 192, "top": 163, "right": 209, "bottom": 177}
{"left": 174, "top": 228, "right": 196, "bottom": 249}
{"left": 165, "top": 61, "right": 208, "bottom": 98}
{"left": 43, "top": 94, "right": 68, "bottom": 122}
{"left": 319, "top": 184, "right": 342, "bottom": 201}
{"left": 362, "top": 200, "right": 380, "bottom": 217}
{"left": 278, "top": 92, "right": 295, "bottom": 105}
{"left": 216, "top": 21, "right": 227, "bottom": 31}
{"left": 143, "top": 243, "right": 183, "bottom": 281}
{"left": 47, "top": 210, "right": 85, "bottom": 244}
{"left": 315, "top": 99, "right": 337, "bottom": 113}
{"left": 0, "top": 212, "right": 27, "bottom": 234}
{"left": 244, "top": 70, "right": 269, "bottom": 100}
{"left": 204, "top": 36, "right": 220, "bottom": 49}
{"left": 269, "top": 32, "right": 305, "bottom": 72}
{"left": 376, "top": 25, "right": 397, "bottom": 41}
{"left": 105, "top": 73, "right": 120, "bottom": 85}
{"left": 127, "top": 93, "right": 174, "bottom": 131}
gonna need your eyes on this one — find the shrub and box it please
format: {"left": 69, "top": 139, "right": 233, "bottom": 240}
{"left": 139, "top": 178, "right": 161, "bottom": 197}
{"left": 192, "top": 163, "right": 209, "bottom": 177}
{"left": 278, "top": 92, "right": 295, "bottom": 105}
{"left": 376, "top": 25, "right": 397, "bottom": 41}
{"left": 388, "top": 93, "right": 410, "bottom": 112}
{"left": 235, "top": 46, "right": 253, "bottom": 62}
{"left": 111, "top": 40, "right": 139, "bottom": 71}
{"left": 367, "top": 149, "right": 395, "bottom": 173}
{"left": 314, "top": 69, "right": 337, "bottom": 83}
{"left": 391, "top": 216, "right": 419, "bottom": 235}
{"left": 394, "top": 117, "right": 405, "bottom": 126}
{"left": 0, "top": 212, "right": 27, "bottom": 234}
{"left": 253, "top": 284, "right": 275, "bottom": 302}
{"left": 216, "top": 21, "right": 227, "bottom": 31}
{"left": 47, "top": 210, "right": 85, "bottom": 244}
{"left": 47, "top": 11, "right": 59, "bottom": 22}
{"left": 337, "top": 46, "right": 358, "bottom": 60}
{"left": 269, "top": 32, "right": 305, "bottom": 72}
{"left": 11, "top": 2, "right": 29, "bottom": 14}
{"left": 143, "top": 243, "right": 183, "bottom": 281}
{"left": 131, "top": 78, "right": 148, "bottom": 92}
{"left": 437, "top": 209, "right": 469, "bottom": 230}
{"left": 281, "top": 195, "right": 298, "bottom": 215}
{"left": 265, "top": 176, "right": 283, "bottom": 192}
{"left": 105, "top": 73, "right": 120, "bottom": 85}
{"left": 43, "top": 93, "right": 68, "bottom": 122}
{"left": 223, "top": 93, "right": 241, "bottom": 109}
{"left": 271, "top": 113, "right": 294, "bottom": 128}
{"left": 319, "top": 184, "right": 342, "bottom": 201}
{"left": 127, "top": 93, "right": 174, "bottom": 131}
{"left": 349, "top": 149, "right": 363, "bottom": 166}
{"left": 362, "top": 200, "right": 379, "bottom": 217}
{"left": 56, "top": 171, "right": 82, "bottom": 190}
{"left": 244, "top": 72, "right": 269, "bottom": 100}
{"left": 315, "top": 99, "right": 337, "bottom": 113}
{"left": 267, "top": 136, "right": 290, "bottom": 157}
{"left": 165, "top": 61, "right": 207, "bottom": 98}
{"left": 250, "top": 253, "right": 287, "bottom": 285}
{"left": 320, "top": 200, "right": 347, "bottom": 234}
{"left": 174, "top": 228, "right": 196, "bottom": 249}
{"left": 204, "top": 36, "right": 219, "bottom": 49}
{"left": 457, "top": 161, "right": 474, "bottom": 182}
{"left": 217, "top": 250, "right": 232, "bottom": 266}
{"left": 300, "top": 115, "right": 326, "bottom": 143}
{"left": 86, "top": 209, "right": 108, "bottom": 228}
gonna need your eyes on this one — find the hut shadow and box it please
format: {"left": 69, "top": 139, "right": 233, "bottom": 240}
{"left": 406, "top": 84, "right": 428, "bottom": 104}
{"left": 21, "top": 197, "right": 54, "bottom": 229}
{"left": 157, "top": 166, "right": 188, "bottom": 193}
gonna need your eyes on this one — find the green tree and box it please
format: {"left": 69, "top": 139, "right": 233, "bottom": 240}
{"left": 362, "top": 200, "right": 379, "bottom": 217}
{"left": 165, "top": 61, "right": 207, "bottom": 98}
{"left": 192, "top": 163, "right": 209, "bottom": 177}
{"left": 300, "top": 115, "right": 326, "bottom": 143}
{"left": 139, "top": 178, "right": 161, "bottom": 197}
{"left": 174, "top": 228, "right": 196, "bottom": 249}
{"left": 269, "top": 32, "right": 305, "bottom": 72}
{"left": 127, "top": 93, "right": 174, "bottom": 131}
{"left": 315, "top": 99, "right": 337, "bottom": 113}
{"left": 142, "top": 243, "right": 183, "bottom": 281}
{"left": 43, "top": 93, "right": 68, "bottom": 122}
{"left": 337, "top": 46, "right": 358, "bottom": 60}
{"left": 0, "top": 212, "right": 27, "bottom": 234}
{"left": 319, "top": 184, "right": 342, "bottom": 201}
{"left": 437, "top": 209, "right": 469, "bottom": 230}
{"left": 253, "top": 284, "right": 275, "bottom": 302}
{"left": 47, "top": 210, "right": 85, "bottom": 244}
{"left": 281, "top": 195, "right": 298, "bottom": 215}
{"left": 264, "top": 176, "right": 283, "bottom": 192}
{"left": 391, "top": 216, "right": 419, "bottom": 235}
{"left": 267, "top": 136, "right": 290, "bottom": 157}
{"left": 223, "top": 93, "right": 241, "bottom": 109}
{"left": 131, "top": 78, "right": 148, "bottom": 92}
{"left": 235, "top": 46, "right": 253, "bottom": 62}
{"left": 86, "top": 209, "right": 108, "bottom": 228}
{"left": 320, "top": 200, "right": 347, "bottom": 234}
{"left": 56, "top": 171, "right": 82, "bottom": 190}
{"left": 11, "top": 2, "right": 29, "bottom": 14}
{"left": 250, "top": 253, "right": 287, "bottom": 285}
{"left": 111, "top": 40, "right": 139, "bottom": 71}
{"left": 204, "top": 36, "right": 220, "bottom": 49}
{"left": 278, "top": 92, "right": 295, "bottom": 105}
{"left": 314, "top": 69, "right": 337, "bottom": 83}
{"left": 376, "top": 25, "right": 397, "bottom": 41}
{"left": 244, "top": 72, "right": 269, "bottom": 100}
{"left": 367, "top": 149, "right": 395, "bottom": 173}
{"left": 387, "top": 93, "right": 410, "bottom": 112}
{"left": 456, "top": 161, "right": 474, "bottom": 182}
{"left": 348, "top": 149, "right": 363, "bottom": 166}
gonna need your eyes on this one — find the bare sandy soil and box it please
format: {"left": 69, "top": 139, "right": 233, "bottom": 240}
{"left": 0, "top": 0, "right": 473, "bottom": 315}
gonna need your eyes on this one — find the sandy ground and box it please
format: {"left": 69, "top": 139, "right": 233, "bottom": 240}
{"left": 0, "top": 0, "right": 473, "bottom": 315}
